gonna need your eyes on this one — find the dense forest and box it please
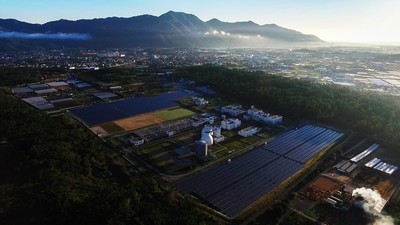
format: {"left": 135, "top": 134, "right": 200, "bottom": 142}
{"left": 0, "top": 68, "right": 218, "bottom": 225}
{"left": 176, "top": 65, "right": 400, "bottom": 145}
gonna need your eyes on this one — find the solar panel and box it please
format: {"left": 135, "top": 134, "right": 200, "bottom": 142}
{"left": 176, "top": 149, "right": 303, "bottom": 217}
{"left": 175, "top": 125, "right": 343, "bottom": 217}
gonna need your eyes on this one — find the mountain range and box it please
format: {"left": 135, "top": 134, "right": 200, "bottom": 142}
{"left": 0, "top": 11, "right": 323, "bottom": 50}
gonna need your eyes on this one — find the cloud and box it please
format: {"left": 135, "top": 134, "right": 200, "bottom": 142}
{"left": 0, "top": 31, "right": 91, "bottom": 40}
{"left": 204, "top": 29, "right": 230, "bottom": 36}
{"left": 237, "top": 34, "right": 250, "bottom": 39}
{"left": 220, "top": 31, "right": 230, "bottom": 36}
{"left": 204, "top": 30, "right": 265, "bottom": 41}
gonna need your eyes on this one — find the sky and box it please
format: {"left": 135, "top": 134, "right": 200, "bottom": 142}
{"left": 1, "top": 0, "right": 400, "bottom": 43}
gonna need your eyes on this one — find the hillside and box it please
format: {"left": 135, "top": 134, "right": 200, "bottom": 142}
{"left": 0, "top": 11, "right": 323, "bottom": 50}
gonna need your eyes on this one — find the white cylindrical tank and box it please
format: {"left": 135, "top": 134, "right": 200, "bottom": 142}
{"left": 195, "top": 140, "right": 208, "bottom": 158}
{"left": 201, "top": 132, "right": 213, "bottom": 145}
{"left": 202, "top": 125, "right": 213, "bottom": 136}
{"left": 201, "top": 125, "right": 213, "bottom": 145}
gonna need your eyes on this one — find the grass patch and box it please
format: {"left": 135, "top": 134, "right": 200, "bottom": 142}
{"left": 223, "top": 139, "right": 249, "bottom": 151}
{"left": 240, "top": 135, "right": 263, "bottom": 145}
{"left": 153, "top": 107, "right": 195, "bottom": 121}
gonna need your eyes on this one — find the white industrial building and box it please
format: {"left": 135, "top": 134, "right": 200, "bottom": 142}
{"left": 129, "top": 137, "right": 145, "bottom": 146}
{"left": 210, "top": 125, "right": 225, "bottom": 143}
{"left": 246, "top": 105, "right": 283, "bottom": 125}
{"left": 238, "top": 126, "right": 261, "bottom": 137}
{"left": 191, "top": 114, "right": 215, "bottom": 127}
{"left": 221, "top": 118, "right": 241, "bottom": 130}
{"left": 221, "top": 104, "right": 246, "bottom": 117}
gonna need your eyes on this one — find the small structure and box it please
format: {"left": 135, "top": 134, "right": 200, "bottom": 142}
{"left": 372, "top": 160, "right": 398, "bottom": 175}
{"left": 195, "top": 140, "right": 208, "bottom": 158}
{"left": 221, "top": 104, "right": 246, "bottom": 117}
{"left": 193, "top": 97, "right": 209, "bottom": 106}
{"left": 350, "top": 144, "right": 379, "bottom": 163}
{"left": 201, "top": 113, "right": 215, "bottom": 124}
{"left": 210, "top": 125, "right": 225, "bottom": 143}
{"left": 334, "top": 160, "right": 358, "bottom": 175}
{"left": 28, "top": 83, "right": 49, "bottom": 90}
{"left": 92, "top": 91, "right": 117, "bottom": 100}
{"left": 238, "top": 126, "right": 260, "bottom": 137}
{"left": 110, "top": 86, "right": 122, "bottom": 91}
{"left": 129, "top": 137, "right": 145, "bottom": 146}
{"left": 47, "top": 81, "right": 69, "bottom": 88}
{"left": 34, "top": 88, "right": 58, "bottom": 95}
{"left": 192, "top": 117, "right": 208, "bottom": 127}
{"left": 221, "top": 118, "right": 241, "bottom": 130}
{"left": 12, "top": 86, "right": 33, "bottom": 94}
{"left": 166, "top": 130, "right": 175, "bottom": 137}
{"left": 22, "top": 96, "right": 54, "bottom": 110}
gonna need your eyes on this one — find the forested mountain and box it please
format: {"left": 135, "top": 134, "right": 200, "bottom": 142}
{"left": 0, "top": 11, "right": 322, "bottom": 50}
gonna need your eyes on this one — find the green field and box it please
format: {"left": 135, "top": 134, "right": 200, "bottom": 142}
{"left": 153, "top": 107, "right": 195, "bottom": 121}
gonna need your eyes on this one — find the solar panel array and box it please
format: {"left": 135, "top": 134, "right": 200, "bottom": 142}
{"left": 175, "top": 125, "right": 343, "bottom": 217}
{"left": 176, "top": 150, "right": 303, "bottom": 217}
{"left": 264, "top": 125, "right": 343, "bottom": 163}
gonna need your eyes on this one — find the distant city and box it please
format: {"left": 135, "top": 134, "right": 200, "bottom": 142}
{"left": 3, "top": 46, "right": 400, "bottom": 95}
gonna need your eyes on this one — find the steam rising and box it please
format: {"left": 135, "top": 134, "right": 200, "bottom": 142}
{"left": 0, "top": 31, "right": 90, "bottom": 40}
{"left": 352, "top": 187, "right": 394, "bottom": 225}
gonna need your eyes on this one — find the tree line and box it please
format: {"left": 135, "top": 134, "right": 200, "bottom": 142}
{"left": 176, "top": 65, "right": 400, "bottom": 145}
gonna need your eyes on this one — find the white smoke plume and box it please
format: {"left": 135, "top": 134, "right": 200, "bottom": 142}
{"left": 352, "top": 187, "right": 394, "bottom": 225}
{"left": 204, "top": 29, "right": 230, "bottom": 36}
{"left": 0, "top": 31, "right": 91, "bottom": 40}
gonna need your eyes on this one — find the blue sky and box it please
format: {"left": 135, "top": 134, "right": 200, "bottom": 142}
{"left": 1, "top": 0, "right": 399, "bottom": 43}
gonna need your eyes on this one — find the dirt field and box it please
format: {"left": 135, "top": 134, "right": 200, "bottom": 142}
{"left": 113, "top": 113, "right": 165, "bottom": 131}
{"left": 375, "top": 179, "right": 395, "bottom": 199}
